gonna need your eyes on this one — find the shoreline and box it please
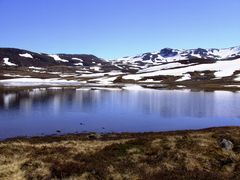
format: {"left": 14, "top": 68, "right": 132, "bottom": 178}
{"left": 1, "top": 126, "right": 239, "bottom": 142}
{"left": 1, "top": 83, "right": 240, "bottom": 92}
{"left": 1, "top": 126, "right": 240, "bottom": 179}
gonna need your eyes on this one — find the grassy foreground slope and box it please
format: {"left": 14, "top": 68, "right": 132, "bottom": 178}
{"left": 0, "top": 127, "right": 240, "bottom": 179}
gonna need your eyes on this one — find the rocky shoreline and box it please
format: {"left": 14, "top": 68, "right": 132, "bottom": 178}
{"left": 0, "top": 126, "right": 240, "bottom": 179}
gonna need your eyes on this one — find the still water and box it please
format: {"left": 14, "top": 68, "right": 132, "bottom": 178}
{"left": 0, "top": 88, "right": 240, "bottom": 139}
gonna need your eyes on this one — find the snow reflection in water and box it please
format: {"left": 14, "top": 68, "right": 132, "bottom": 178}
{"left": 0, "top": 88, "right": 239, "bottom": 139}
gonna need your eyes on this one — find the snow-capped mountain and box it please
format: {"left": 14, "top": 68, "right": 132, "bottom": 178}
{"left": 0, "top": 46, "right": 240, "bottom": 90}
{"left": 1, "top": 46, "right": 240, "bottom": 69}
{"left": 117, "top": 46, "right": 240, "bottom": 63}
{"left": 112, "top": 46, "right": 240, "bottom": 87}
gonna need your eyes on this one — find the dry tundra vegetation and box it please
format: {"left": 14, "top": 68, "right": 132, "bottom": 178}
{"left": 0, "top": 127, "right": 240, "bottom": 180}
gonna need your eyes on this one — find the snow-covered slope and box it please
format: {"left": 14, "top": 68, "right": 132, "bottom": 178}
{"left": 111, "top": 46, "right": 240, "bottom": 85}
{"left": 1, "top": 46, "right": 240, "bottom": 88}
{"left": 122, "top": 58, "right": 240, "bottom": 81}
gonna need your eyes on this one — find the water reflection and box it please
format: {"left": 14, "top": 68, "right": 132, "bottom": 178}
{"left": 0, "top": 88, "right": 239, "bottom": 139}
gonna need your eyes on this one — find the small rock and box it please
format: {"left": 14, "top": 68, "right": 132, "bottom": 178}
{"left": 219, "top": 139, "right": 234, "bottom": 150}
{"left": 87, "top": 133, "right": 102, "bottom": 140}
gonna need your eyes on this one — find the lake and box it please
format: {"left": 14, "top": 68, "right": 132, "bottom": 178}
{"left": 0, "top": 88, "right": 240, "bottom": 139}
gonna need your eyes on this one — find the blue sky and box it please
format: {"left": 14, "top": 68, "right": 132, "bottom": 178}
{"left": 0, "top": 0, "right": 240, "bottom": 59}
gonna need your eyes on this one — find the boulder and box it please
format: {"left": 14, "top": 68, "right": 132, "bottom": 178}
{"left": 219, "top": 139, "right": 234, "bottom": 150}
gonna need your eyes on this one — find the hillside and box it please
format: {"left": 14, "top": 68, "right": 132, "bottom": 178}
{"left": 0, "top": 127, "right": 240, "bottom": 179}
{"left": 0, "top": 46, "right": 240, "bottom": 90}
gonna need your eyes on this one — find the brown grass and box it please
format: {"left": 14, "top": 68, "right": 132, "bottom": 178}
{"left": 0, "top": 127, "right": 240, "bottom": 179}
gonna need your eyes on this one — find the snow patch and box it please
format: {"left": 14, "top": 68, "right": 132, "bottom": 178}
{"left": 76, "top": 70, "right": 92, "bottom": 74}
{"left": 224, "top": 85, "right": 240, "bottom": 88}
{"left": 122, "top": 85, "right": 145, "bottom": 90}
{"left": 49, "top": 55, "right": 69, "bottom": 62}
{"left": 139, "top": 79, "right": 162, "bottom": 83}
{"left": 122, "top": 75, "right": 141, "bottom": 81}
{"left": 3, "top": 58, "right": 17, "bottom": 66}
{"left": 90, "top": 66, "right": 101, "bottom": 71}
{"left": 139, "top": 62, "right": 194, "bottom": 73}
{"left": 48, "top": 72, "right": 62, "bottom": 75}
{"left": 235, "top": 76, "right": 240, "bottom": 82}
{"left": 90, "top": 87, "right": 121, "bottom": 91}
{"left": 4, "top": 74, "right": 31, "bottom": 78}
{"left": 176, "top": 74, "right": 191, "bottom": 82}
{"left": 0, "top": 78, "right": 79, "bottom": 87}
{"left": 76, "top": 88, "right": 92, "bottom": 91}
{"left": 74, "top": 62, "right": 83, "bottom": 66}
{"left": 89, "top": 76, "right": 117, "bottom": 85}
{"left": 29, "top": 66, "right": 44, "bottom": 70}
{"left": 19, "top": 53, "right": 33, "bottom": 58}
{"left": 72, "top": 58, "right": 83, "bottom": 62}
{"left": 176, "top": 85, "right": 186, "bottom": 88}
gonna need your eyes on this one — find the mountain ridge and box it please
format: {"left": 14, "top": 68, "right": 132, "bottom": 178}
{"left": 0, "top": 46, "right": 240, "bottom": 90}
{"left": 116, "top": 45, "right": 240, "bottom": 63}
